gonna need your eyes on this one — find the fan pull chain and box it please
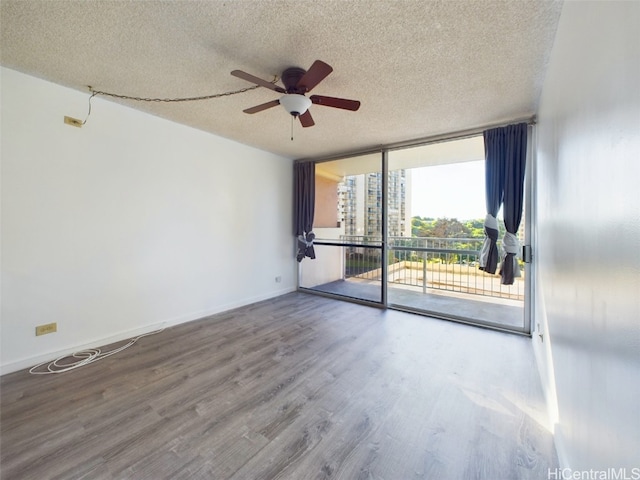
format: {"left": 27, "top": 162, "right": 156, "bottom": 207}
{"left": 291, "top": 115, "right": 294, "bottom": 141}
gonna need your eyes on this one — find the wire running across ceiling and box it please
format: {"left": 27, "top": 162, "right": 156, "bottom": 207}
{"left": 0, "top": 0, "right": 564, "bottom": 159}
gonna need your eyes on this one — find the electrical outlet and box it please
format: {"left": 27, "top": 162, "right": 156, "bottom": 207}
{"left": 35, "top": 322, "right": 57, "bottom": 336}
{"left": 64, "top": 116, "right": 83, "bottom": 128}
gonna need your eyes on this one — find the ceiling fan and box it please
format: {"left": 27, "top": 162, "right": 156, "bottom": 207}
{"left": 231, "top": 60, "right": 361, "bottom": 127}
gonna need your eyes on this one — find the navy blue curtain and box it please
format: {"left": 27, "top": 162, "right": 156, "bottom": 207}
{"left": 479, "top": 123, "right": 527, "bottom": 284}
{"left": 479, "top": 128, "right": 505, "bottom": 275}
{"left": 294, "top": 161, "right": 316, "bottom": 262}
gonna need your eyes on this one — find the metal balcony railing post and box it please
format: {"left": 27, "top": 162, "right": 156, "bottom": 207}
{"left": 422, "top": 250, "right": 427, "bottom": 294}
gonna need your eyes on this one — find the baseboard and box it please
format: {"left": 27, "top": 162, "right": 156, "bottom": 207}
{"left": 0, "top": 287, "right": 296, "bottom": 376}
{"left": 0, "top": 322, "right": 168, "bottom": 376}
{"left": 161, "top": 286, "right": 297, "bottom": 329}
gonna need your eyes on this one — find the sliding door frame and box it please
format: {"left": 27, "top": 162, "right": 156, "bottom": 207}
{"left": 522, "top": 125, "right": 536, "bottom": 335}
{"left": 381, "top": 149, "right": 389, "bottom": 306}
{"left": 297, "top": 117, "right": 536, "bottom": 336}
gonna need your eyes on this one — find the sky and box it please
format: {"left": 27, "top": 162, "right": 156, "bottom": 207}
{"left": 409, "top": 160, "right": 486, "bottom": 221}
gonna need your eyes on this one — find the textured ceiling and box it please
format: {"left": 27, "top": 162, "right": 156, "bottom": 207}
{"left": 1, "top": 0, "right": 562, "bottom": 160}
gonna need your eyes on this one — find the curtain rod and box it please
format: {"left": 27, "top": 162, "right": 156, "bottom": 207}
{"left": 295, "top": 116, "right": 536, "bottom": 164}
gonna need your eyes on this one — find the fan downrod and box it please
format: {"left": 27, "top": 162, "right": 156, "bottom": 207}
{"left": 281, "top": 67, "right": 307, "bottom": 94}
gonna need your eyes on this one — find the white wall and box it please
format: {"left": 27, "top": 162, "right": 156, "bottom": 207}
{"left": 298, "top": 227, "right": 344, "bottom": 288}
{"left": 1, "top": 67, "right": 296, "bottom": 374}
{"left": 534, "top": 1, "right": 640, "bottom": 471}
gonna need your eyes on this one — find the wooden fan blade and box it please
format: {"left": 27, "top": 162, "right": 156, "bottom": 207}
{"left": 299, "top": 110, "right": 315, "bottom": 127}
{"left": 310, "top": 95, "right": 361, "bottom": 111}
{"left": 231, "top": 70, "right": 285, "bottom": 93}
{"left": 297, "top": 60, "right": 333, "bottom": 93}
{"left": 243, "top": 99, "right": 281, "bottom": 114}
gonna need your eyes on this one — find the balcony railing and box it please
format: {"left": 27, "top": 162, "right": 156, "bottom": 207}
{"left": 340, "top": 235, "right": 524, "bottom": 301}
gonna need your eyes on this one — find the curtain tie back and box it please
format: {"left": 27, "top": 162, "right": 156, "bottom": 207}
{"left": 502, "top": 231, "right": 519, "bottom": 255}
{"left": 296, "top": 232, "right": 316, "bottom": 262}
{"left": 483, "top": 214, "right": 498, "bottom": 232}
{"left": 499, "top": 231, "right": 521, "bottom": 284}
{"left": 479, "top": 214, "right": 499, "bottom": 273}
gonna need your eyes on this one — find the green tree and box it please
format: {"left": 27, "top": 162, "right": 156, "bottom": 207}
{"left": 411, "top": 216, "right": 435, "bottom": 237}
{"left": 464, "top": 218, "right": 485, "bottom": 238}
{"left": 414, "top": 216, "right": 471, "bottom": 238}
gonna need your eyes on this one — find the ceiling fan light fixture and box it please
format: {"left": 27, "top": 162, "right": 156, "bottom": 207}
{"left": 279, "top": 94, "right": 312, "bottom": 117}
{"left": 232, "top": 61, "right": 360, "bottom": 127}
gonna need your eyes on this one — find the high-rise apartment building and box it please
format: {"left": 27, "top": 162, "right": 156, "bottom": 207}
{"left": 340, "top": 170, "right": 411, "bottom": 238}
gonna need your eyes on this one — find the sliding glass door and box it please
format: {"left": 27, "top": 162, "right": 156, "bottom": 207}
{"left": 298, "top": 153, "right": 384, "bottom": 305}
{"left": 387, "top": 137, "right": 526, "bottom": 332}
{"left": 298, "top": 134, "right": 531, "bottom": 334}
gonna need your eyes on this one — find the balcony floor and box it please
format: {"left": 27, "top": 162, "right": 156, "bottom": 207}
{"left": 309, "top": 278, "right": 525, "bottom": 331}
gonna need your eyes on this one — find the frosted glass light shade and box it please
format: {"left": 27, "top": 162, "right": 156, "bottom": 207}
{"left": 279, "top": 94, "right": 312, "bottom": 116}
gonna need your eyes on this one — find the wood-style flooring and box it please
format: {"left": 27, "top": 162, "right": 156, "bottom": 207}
{"left": 0, "top": 292, "right": 557, "bottom": 479}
